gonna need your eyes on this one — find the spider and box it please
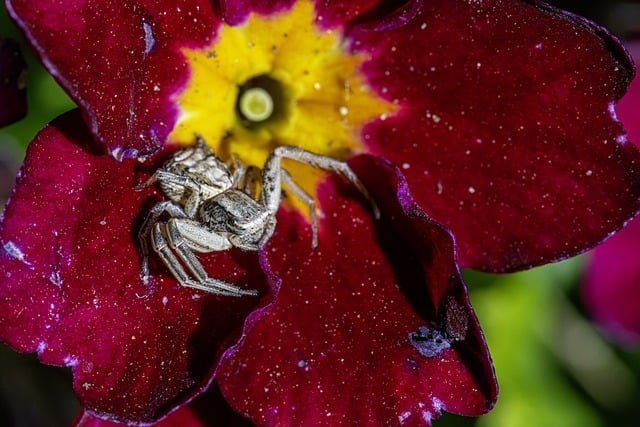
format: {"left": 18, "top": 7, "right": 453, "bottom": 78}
{"left": 137, "top": 136, "right": 380, "bottom": 297}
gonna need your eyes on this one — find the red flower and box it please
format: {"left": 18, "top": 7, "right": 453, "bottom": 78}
{"left": 2, "top": 1, "right": 639, "bottom": 425}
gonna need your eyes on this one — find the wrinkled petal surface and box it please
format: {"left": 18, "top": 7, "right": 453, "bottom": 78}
{"left": 9, "top": 0, "right": 640, "bottom": 272}
{"left": 582, "top": 42, "right": 640, "bottom": 347}
{"left": 0, "top": 36, "right": 27, "bottom": 127}
{"left": 349, "top": 0, "right": 640, "bottom": 271}
{"left": 0, "top": 111, "right": 273, "bottom": 423}
{"left": 218, "top": 156, "right": 496, "bottom": 426}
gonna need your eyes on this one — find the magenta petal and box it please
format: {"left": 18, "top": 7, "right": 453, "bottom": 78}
{"left": 0, "top": 111, "right": 273, "bottom": 423}
{"left": 218, "top": 155, "right": 496, "bottom": 426}
{"left": 312, "top": 0, "right": 379, "bottom": 29}
{"left": 0, "top": 37, "right": 27, "bottom": 127}
{"left": 583, "top": 218, "right": 640, "bottom": 346}
{"left": 350, "top": 0, "right": 640, "bottom": 271}
{"left": 582, "top": 41, "right": 640, "bottom": 347}
{"left": 6, "top": 0, "right": 222, "bottom": 158}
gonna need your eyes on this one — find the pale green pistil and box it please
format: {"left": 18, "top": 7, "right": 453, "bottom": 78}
{"left": 239, "top": 87, "right": 274, "bottom": 122}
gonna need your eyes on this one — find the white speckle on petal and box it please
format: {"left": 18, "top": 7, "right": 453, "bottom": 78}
{"left": 143, "top": 21, "right": 155, "bottom": 54}
{"left": 398, "top": 411, "right": 412, "bottom": 424}
{"left": 64, "top": 355, "right": 79, "bottom": 367}
{"left": 3, "top": 241, "right": 33, "bottom": 268}
{"left": 49, "top": 271, "right": 63, "bottom": 288}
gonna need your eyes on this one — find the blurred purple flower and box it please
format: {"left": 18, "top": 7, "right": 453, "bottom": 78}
{"left": 583, "top": 42, "right": 640, "bottom": 347}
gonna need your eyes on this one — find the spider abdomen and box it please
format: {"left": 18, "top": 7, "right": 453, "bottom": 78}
{"left": 200, "top": 191, "right": 270, "bottom": 236}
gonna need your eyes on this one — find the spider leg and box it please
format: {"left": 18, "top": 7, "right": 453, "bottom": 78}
{"left": 262, "top": 146, "right": 380, "bottom": 219}
{"left": 242, "top": 165, "right": 261, "bottom": 199}
{"left": 134, "top": 170, "right": 160, "bottom": 192}
{"left": 257, "top": 216, "right": 278, "bottom": 248}
{"left": 280, "top": 168, "right": 319, "bottom": 248}
{"left": 151, "top": 222, "right": 194, "bottom": 286}
{"left": 166, "top": 219, "right": 259, "bottom": 297}
{"left": 194, "top": 133, "right": 208, "bottom": 148}
{"left": 138, "top": 201, "right": 187, "bottom": 284}
{"left": 152, "top": 171, "right": 205, "bottom": 217}
{"left": 230, "top": 153, "right": 246, "bottom": 188}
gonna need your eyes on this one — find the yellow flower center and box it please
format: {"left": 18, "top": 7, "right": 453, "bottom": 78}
{"left": 169, "top": 0, "right": 395, "bottom": 209}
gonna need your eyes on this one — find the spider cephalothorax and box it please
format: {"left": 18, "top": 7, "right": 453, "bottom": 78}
{"left": 138, "top": 136, "right": 379, "bottom": 296}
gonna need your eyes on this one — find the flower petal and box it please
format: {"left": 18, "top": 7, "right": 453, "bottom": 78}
{"left": 349, "top": 0, "right": 640, "bottom": 271}
{"left": 213, "top": 0, "right": 295, "bottom": 25}
{"left": 312, "top": 0, "right": 380, "bottom": 30}
{"left": 218, "top": 155, "right": 496, "bottom": 425}
{"left": 73, "top": 382, "right": 251, "bottom": 427}
{"left": 582, "top": 41, "right": 640, "bottom": 347}
{"left": 0, "top": 36, "right": 27, "bottom": 127}
{"left": 0, "top": 110, "right": 273, "bottom": 423}
{"left": 6, "top": 0, "right": 223, "bottom": 158}
{"left": 617, "top": 42, "right": 640, "bottom": 146}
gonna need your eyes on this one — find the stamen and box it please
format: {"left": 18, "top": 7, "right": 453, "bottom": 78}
{"left": 239, "top": 87, "right": 274, "bottom": 122}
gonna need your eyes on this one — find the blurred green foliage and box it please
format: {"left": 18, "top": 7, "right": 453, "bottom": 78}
{"left": 0, "top": 3, "right": 75, "bottom": 153}
{"left": 2, "top": 1, "right": 640, "bottom": 426}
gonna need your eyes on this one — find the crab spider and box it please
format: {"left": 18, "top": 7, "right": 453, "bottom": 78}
{"left": 137, "top": 136, "right": 379, "bottom": 297}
